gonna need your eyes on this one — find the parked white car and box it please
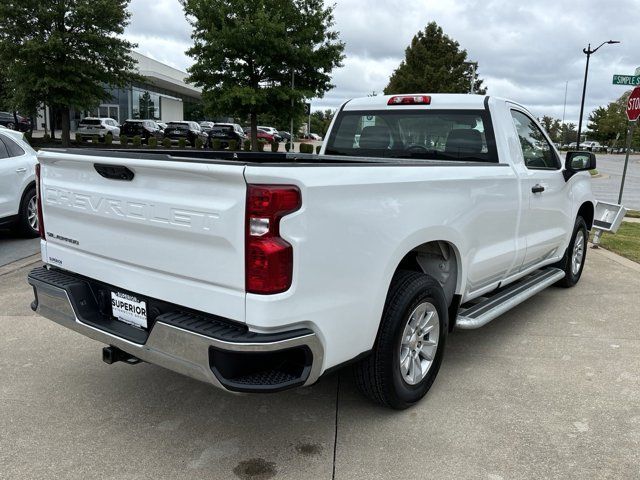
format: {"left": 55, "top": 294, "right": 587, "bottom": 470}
{"left": 257, "top": 125, "right": 280, "bottom": 139}
{"left": 29, "top": 94, "right": 596, "bottom": 409}
{"left": 76, "top": 117, "right": 120, "bottom": 139}
{"left": 0, "top": 129, "right": 39, "bottom": 236}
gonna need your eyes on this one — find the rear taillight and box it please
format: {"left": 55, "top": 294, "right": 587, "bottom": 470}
{"left": 387, "top": 95, "right": 431, "bottom": 105}
{"left": 35, "top": 163, "right": 45, "bottom": 240}
{"left": 246, "top": 184, "right": 301, "bottom": 294}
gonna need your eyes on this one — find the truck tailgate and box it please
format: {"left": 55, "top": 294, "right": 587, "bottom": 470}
{"left": 38, "top": 150, "right": 247, "bottom": 322}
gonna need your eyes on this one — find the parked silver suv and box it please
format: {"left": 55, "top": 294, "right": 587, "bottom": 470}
{"left": 77, "top": 117, "right": 120, "bottom": 139}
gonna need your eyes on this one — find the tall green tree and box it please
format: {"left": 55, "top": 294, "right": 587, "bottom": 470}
{"left": 539, "top": 115, "right": 562, "bottom": 143}
{"left": 560, "top": 122, "right": 577, "bottom": 145}
{"left": 181, "top": 0, "right": 345, "bottom": 150}
{"left": 0, "top": 0, "right": 139, "bottom": 146}
{"left": 310, "top": 109, "right": 334, "bottom": 137}
{"left": 384, "top": 22, "right": 486, "bottom": 95}
{"left": 587, "top": 91, "right": 638, "bottom": 148}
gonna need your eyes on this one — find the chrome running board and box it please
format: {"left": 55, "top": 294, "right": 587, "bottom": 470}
{"left": 456, "top": 268, "right": 565, "bottom": 330}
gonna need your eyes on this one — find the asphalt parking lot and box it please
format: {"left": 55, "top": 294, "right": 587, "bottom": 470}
{"left": 591, "top": 153, "right": 640, "bottom": 210}
{"left": 1, "top": 248, "right": 639, "bottom": 479}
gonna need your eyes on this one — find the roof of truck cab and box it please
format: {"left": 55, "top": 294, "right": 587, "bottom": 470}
{"left": 342, "top": 94, "right": 495, "bottom": 111}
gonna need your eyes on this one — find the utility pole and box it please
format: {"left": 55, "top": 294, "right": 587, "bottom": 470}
{"left": 562, "top": 80, "right": 568, "bottom": 124}
{"left": 290, "top": 70, "right": 294, "bottom": 146}
{"left": 576, "top": 40, "right": 620, "bottom": 149}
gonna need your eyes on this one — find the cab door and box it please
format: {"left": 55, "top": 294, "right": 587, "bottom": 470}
{"left": 0, "top": 134, "right": 27, "bottom": 218}
{"left": 509, "top": 109, "right": 572, "bottom": 269}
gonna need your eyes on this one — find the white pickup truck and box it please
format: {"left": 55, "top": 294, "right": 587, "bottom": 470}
{"left": 28, "top": 94, "right": 596, "bottom": 409}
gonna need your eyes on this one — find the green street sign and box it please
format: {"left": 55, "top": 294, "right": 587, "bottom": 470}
{"left": 613, "top": 74, "right": 640, "bottom": 86}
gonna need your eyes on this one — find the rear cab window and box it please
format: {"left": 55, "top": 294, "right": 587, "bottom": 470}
{"left": 325, "top": 109, "right": 498, "bottom": 162}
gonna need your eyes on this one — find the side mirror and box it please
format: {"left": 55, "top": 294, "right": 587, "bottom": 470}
{"left": 564, "top": 151, "right": 596, "bottom": 180}
{"left": 566, "top": 151, "right": 596, "bottom": 171}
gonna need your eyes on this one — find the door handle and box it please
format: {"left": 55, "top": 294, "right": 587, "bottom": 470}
{"left": 531, "top": 184, "right": 545, "bottom": 194}
{"left": 15, "top": 167, "right": 27, "bottom": 173}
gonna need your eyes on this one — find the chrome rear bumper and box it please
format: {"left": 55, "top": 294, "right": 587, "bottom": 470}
{"left": 28, "top": 266, "right": 323, "bottom": 392}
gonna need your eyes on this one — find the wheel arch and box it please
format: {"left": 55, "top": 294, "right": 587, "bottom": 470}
{"left": 392, "top": 240, "right": 462, "bottom": 305}
{"left": 577, "top": 201, "right": 594, "bottom": 230}
{"left": 19, "top": 180, "right": 36, "bottom": 208}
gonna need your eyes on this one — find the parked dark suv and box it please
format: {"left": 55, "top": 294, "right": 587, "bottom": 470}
{"left": 208, "top": 123, "right": 245, "bottom": 148}
{"left": 0, "top": 111, "right": 31, "bottom": 132}
{"left": 164, "top": 121, "right": 208, "bottom": 147}
{"left": 119, "top": 119, "right": 163, "bottom": 142}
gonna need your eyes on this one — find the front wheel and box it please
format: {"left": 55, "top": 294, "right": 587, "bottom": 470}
{"left": 554, "top": 216, "right": 588, "bottom": 288}
{"left": 354, "top": 270, "right": 448, "bottom": 409}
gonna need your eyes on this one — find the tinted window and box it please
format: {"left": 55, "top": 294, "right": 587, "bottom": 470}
{"left": 80, "top": 119, "right": 102, "bottom": 126}
{"left": 167, "top": 123, "right": 189, "bottom": 130}
{"left": 211, "top": 126, "right": 233, "bottom": 133}
{"left": 510, "top": 110, "right": 559, "bottom": 170}
{"left": 0, "top": 137, "right": 8, "bottom": 159}
{"left": 0, "top": 135, "right": 25, "bottom": 157}
{"left": 325, "top": 109, "right": 497, "bottom": 162}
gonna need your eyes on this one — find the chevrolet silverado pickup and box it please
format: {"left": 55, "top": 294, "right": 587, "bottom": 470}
{"left": 28, "top": 94, "right": 596, "bottom": 409}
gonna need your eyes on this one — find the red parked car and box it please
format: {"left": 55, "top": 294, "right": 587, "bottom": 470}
{"left": 243, "top": 127, "right": 275, "bottom": 143}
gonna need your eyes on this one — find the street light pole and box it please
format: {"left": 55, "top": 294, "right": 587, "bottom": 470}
{"left": 576, "top": 40, "right": 620, "bottom": 149}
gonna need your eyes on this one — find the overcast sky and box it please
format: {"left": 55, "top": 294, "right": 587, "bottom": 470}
{"left": 125, "top": 0, "right": 639, "bottom": 124}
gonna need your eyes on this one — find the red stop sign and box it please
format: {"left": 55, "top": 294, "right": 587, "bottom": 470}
{"left": 628, "top": 86, "right": 640, "bottom": 121}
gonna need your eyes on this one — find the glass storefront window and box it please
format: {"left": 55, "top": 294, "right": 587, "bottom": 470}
{"left": 131, "top": 88, "right": 160, "bottom": 120}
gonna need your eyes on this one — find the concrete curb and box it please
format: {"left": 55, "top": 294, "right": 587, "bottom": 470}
{"left": 0, "top": 254, "right": 41, "bottom": 277}
{"left": 590, "top": 244, "right": 640, "bottom": 273}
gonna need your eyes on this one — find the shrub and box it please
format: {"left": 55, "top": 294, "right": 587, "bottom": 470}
{"left": 284, "top": 142, "right": 291, "bottom": 152}
{"left": 132, "top": 135, "right": 142, "bottom": 148}
{"left": 104, "top": 133, "right": 113, "bottom": 146}
{"left": 228, "top": 139, "right": 238, "bottom": 151}
{"left": 270, "top": 141, "right": 279, "bottom": 152}
{"left": 42, "top": 133, "right": 51, "bottom": 143}
{"left": 257, "top": 139, "right": 266, "bottom": 152}
{"left": 75, "top": 132, "right": 83, "bottom": 144}
{"left": 316, "top": 145, "right": 321, "bottom": 154}
{"left": 300, "top": 143, "right": 314, "bottom": 154}
{"left": 119, "top": 134, "right": 128, "bottom": 146}
{"left": 178, "top": 138, "right": 186, "bottom": 149}
{"left": 148, "top": 137, "right": 157, "bottom": 148}
{"left": 195, "top": 137, "right": 204, "bottom": 149}
{"left": 243, "top": 139, "right": 251, "bottom": 151}
{"left": 92, "top": 134, "right": 100, "bottom": 144}
{"left": 211, "top": 138, "right": 222, "bottom": 150}
{"left": 162, "top": 138, "right": 172, "bottom": 148}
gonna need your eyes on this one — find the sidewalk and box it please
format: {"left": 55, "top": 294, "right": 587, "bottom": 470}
{"left": 1, "top": 248, "right": 639, "bottom": 479}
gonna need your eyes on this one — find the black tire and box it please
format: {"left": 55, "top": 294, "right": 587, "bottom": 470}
{"left": 17, "top": 186, "right": 39, "bottom": 238}
{"left": 553, "top": 216, "right": 588, "bottom": 288}
{"left": 354, "top": 270, "right": 448, "bottom": 409}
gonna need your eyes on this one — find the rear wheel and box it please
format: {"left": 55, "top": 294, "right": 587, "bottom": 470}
{"left": 554, "top": 216, "right": 588, "bottom": 288}
{"left": 17, "top": 186, "right": 39, "bottom": 238}
{"left": 354, "top": 270, "right": 447, "bottom": 409}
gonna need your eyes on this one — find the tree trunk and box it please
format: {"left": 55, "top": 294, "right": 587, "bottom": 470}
{"left": 250, "top": 110, "right": 258, "bottom": 151}
{"left": 49, "top": 106, "right": 56, "bottom": 140}
{"left": 60, "top": 107, "right": 70, "bottom": 147}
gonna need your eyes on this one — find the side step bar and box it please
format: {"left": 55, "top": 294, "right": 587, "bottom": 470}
{"left": 456, "top": 268, "right": 565, "bottom": 330}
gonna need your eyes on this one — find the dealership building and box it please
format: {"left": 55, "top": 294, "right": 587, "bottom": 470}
{"left": 37, "top": 52, "right": 203, "bottom": 131}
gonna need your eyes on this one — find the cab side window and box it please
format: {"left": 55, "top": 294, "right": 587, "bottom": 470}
{"left": 510, "top": 110, "right": 559, "bottom": 170}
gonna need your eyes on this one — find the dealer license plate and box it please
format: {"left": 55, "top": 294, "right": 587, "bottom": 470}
{"left": 111, "top": 291, "right": 148, "bottom": 329}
